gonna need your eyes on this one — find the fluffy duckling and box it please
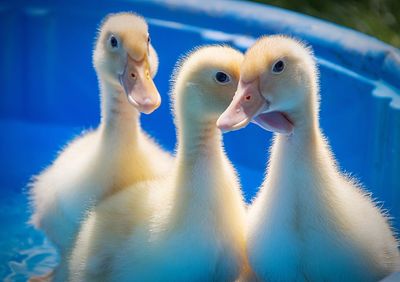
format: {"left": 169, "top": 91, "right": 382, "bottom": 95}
{"left": 29, "top": 12, "right": 172, "bottom": 279}
{"left": 217, "top": 35, "right": 400, "bottom": 281}
{"left": 69, "top": 45, "right": 248, "bottom": 281}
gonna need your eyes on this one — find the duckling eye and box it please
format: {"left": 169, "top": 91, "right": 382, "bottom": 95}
{"left": 109, "top": 35, "right": 119, "bottom": 48}
{"left": 147, "top": 35, "right": 150, "bottom": 53}
{"left": 215, "top": 71, "right": 231, "bottom": 84}
{"left": 272, "top": 60, "right": 285, "bottom": 74}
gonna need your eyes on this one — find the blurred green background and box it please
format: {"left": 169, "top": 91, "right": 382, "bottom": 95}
{"left": 250, "top": 0, "right": 400, "bottom": 48}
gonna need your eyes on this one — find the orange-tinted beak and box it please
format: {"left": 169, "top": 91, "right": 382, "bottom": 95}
{"left": 217, "top": 79, "right": 269, "bottom": 132}
{"left": 119, "top": 56, "right": 161, "bottom": 114}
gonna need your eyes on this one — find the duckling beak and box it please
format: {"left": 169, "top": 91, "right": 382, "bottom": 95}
{"left": 217, "top": 79, "right": 268, "bottom": 132}
{"left": 217, "top": 79, "right": 294, "bottom": 134}
{"left": 119, "top": 56, "right": 161, "bottom": 114}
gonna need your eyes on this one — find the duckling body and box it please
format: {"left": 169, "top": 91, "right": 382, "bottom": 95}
{"left": 247, "top": 131, "right": 400, "bottom": 281}
{"left": 113, "top": 141, "right": 245, "bottom": 281}
{"left": 32, "top": 122, "right": 170, "bottom": 250}
{"left": 217, "top": 36, "right": 400, "bottom": 281}
{"left": 29, "top": 13, "right": 171, "bottom": 276}
{"left": 70, "top": 46, "right": 248, "bottom": 281}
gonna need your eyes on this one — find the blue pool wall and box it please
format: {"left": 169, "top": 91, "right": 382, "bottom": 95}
{"left": 0, "top": 0, "right": 399, "bottom": 229}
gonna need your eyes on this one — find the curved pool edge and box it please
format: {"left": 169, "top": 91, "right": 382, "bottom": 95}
{"left": 7, "top": 0, "right": 399, "bottom": 107}
{"left": 147, "top": 0, "right": 400, "bottom": 91}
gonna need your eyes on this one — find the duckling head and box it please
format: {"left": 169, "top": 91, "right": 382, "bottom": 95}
{"left": 94, "top": 12, "right": 160, "bottom": 114}
{"left": 217, "top": 35, "right": 319, "bottom": 134}
{"left": 172, "top": 45, "right": 243, "bottom": 126}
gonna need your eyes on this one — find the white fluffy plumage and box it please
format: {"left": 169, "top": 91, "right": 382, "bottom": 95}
{"left": 227, "top": 35, "right": 400, "bottom": 281}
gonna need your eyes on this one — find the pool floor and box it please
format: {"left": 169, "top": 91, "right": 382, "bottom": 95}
{"left": 0, "top": 191, "right": 57, "bottom": 281}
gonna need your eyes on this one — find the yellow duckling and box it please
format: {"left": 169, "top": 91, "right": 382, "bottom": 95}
{"left": 29, "top": 12, "right": 172, "bottom": 281}
{"left": 218, "top": 35, "right": 400, "bottom": 281}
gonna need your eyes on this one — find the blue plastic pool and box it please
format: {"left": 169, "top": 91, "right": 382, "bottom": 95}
{"left": 1, "top": 0, "right": 399, "bottom": 280}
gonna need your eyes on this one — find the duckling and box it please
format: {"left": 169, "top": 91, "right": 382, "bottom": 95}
{"left": 69, "top": 45, "right": 248, "bottom": 281}
{"left": 217, "top": 35, "right": 400, "bottom": 281}
{"left": 29, "top": 12, "right": 172, "bottom": 278}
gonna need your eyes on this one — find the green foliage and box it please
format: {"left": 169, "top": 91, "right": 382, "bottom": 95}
{"left": 250, "top": 0, "right": 400, "bottom": 48}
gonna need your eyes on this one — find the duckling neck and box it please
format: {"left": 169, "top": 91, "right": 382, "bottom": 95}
{"left": 273, "top": 121, "right": 324, "bottom": 166}
{"left": 172, "top": 118, "right": 226, "bottom": 211}
{"left": 176, "top": 118, "right": 224, "bottom": 166}
{"left": 267, "top": 89, "right": 337, "bottom": 194}
{"left": 99, "top": 80, "right": 141, "bottom": 145}
{"left": 288, "top": 89, "right": 320, "bottom": 137}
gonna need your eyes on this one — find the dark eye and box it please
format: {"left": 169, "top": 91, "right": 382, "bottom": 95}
{"left": 272, "top": 60, "right": 285, "bottom": 73}
{"left": 147, "top": 35, "right": 150, "bottom": 53}
{"left": 110, "top": 35, "right": 118, "bottom": 48}
{"left": 215, "top": 71, "right": 230, "bottom": 84}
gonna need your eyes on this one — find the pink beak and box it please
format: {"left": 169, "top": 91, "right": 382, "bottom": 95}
{"left": 217, "top": 79, "right": 269, "bottom": 132}
{"left": 217, "top": 79, "right": 294, "bottom": 134}
{"left": 119, "top": 56, "right": 161, "bottom": 114}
